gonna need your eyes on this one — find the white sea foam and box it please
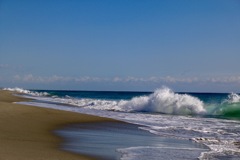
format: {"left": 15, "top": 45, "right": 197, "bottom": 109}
{"left": 226, "top": 93, "right": 240, "bottom": 103}
{"left": 117, "top": 146, "right": 208, "bottom": 160}
{"left": 3, "top": 87, "right": 49, "bottom": 96}
{"left": 117, "top": 87, "right": 206, "bottom": 115}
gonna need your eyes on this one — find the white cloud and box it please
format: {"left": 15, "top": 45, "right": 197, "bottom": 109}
{"left": 0, "top": 64, "right": 10, "bottom": 69}
{"left": 13, "top": 74, "right": 71, "bottom": 83}
{"left": 11, "top": 74, "right": 240, "bottom": 85}
{"left": 206, "top": 76, "right": 240, "bottom": 83}
{"left": 75, "top": 76, "right": 106, "bottom": 82}
{"left": 113, "top": 77, "right": 122, "bottom": 82}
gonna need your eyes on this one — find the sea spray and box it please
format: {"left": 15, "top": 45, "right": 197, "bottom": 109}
{"left": 226, "top": 93, "right": 240, "bottom": 103}
{"left": 118, "top": 87, "right": 206, "bottom": 115}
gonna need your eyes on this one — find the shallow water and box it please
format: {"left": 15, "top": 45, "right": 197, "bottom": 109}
{"left": 57, "top": 122, "right": 208, "bottom": 160}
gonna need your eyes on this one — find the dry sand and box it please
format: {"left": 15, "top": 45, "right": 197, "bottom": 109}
{"left": 0, "top": 90, "right": 115, "bottom": 160}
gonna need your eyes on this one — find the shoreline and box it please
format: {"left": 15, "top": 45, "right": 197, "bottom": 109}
{"left": 0, "top": 89, "right": 212, "bottom": 159}
{"left": 0, "top": 90, "right": 117, "bottom": 160}
{"left": 58, "top": 121, "right": 208, "bottom": 160}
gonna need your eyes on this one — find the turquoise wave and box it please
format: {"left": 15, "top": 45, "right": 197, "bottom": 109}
{"left": 216, "top": 103, "right": 240, "bottom": 120}
{"left": 205, "top": 102, "right": 240, "bottom": 120}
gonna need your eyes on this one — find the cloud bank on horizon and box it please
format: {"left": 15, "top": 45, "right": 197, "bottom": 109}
{"left": 1, "top": 70, "right": 240, "bottom": 92}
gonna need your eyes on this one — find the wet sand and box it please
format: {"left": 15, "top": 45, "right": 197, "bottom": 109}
{"left": 0, "top": 90, "right": 116, "bottom": 160}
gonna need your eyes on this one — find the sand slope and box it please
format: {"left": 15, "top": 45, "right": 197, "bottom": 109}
{"left": 0, "top": 91, "right": 114, "bottom": 160}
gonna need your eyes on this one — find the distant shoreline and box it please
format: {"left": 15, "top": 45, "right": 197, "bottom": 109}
{"left": 0, "top": 90, "right": 117, "bottom": 160}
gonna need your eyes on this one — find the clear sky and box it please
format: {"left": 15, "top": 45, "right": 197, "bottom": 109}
{"left": 0, "top": 0, "right": 240, "bottom": 92}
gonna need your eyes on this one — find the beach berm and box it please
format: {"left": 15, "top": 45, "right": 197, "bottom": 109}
{"left": 0, "top": 90, "right": 115, "bottom": 160}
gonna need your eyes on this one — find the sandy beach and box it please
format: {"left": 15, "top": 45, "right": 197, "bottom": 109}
{"left": 0, "top": 90, "right": 115, "bottom": 160}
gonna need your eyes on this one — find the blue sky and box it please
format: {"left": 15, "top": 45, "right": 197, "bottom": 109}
{"left": 0, "top": 0, "right": 240, "bottom": 92}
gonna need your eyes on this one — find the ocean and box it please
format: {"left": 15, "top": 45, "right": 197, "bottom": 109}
{"left": 4, "top": 87, "right": 240, "bottom": 159}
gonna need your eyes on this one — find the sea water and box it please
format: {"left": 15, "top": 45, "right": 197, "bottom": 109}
{"left": 57, "top": 122, "right": 207, "bottom": 160}
{"left": 4, "top": 87, "right": 240, "bottom": 159}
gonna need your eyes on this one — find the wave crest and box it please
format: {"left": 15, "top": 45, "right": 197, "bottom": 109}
{"left": 226, "top": 93, "right": 240, "bottom": 104}
{"left": 119, "top": 87, "right": 206, "bottom": 115}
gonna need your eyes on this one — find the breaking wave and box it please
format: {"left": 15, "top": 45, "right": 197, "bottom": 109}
{"left": 117, "top": 87, "right": 206, "bottom": 115}
{"left": 215, "top": 93, "right": 240, "bottom": 120}
{"left": 226, "top": 93, "right": 240, "bottom": 104}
